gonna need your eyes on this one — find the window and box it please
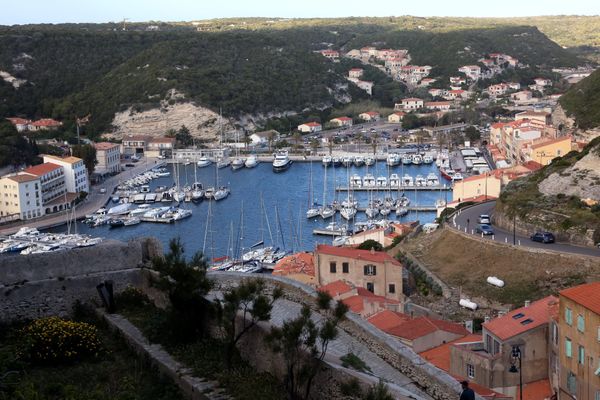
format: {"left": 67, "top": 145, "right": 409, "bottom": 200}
{"left": 364, "top": 264, "right": 377, "bottom": 276}
{"left": 520, "top": 319, "right": 533, "bottom": 325}
{"left": 512, "top": 313, "right": 525, "bottom": 319}
{"left": 567, "top": 372, "right": 577, "bottom": 395}
{"left": 552, "top": 323, "right": 558, "bottom": 346}
{"left": 577, "top": 315, "right": 585, "bottom": 333}
{"left": 467, "top": 363, "right": 475, "bottom": 379}
{"left": 366, "top": 282, "right": 374, "bottom": 293}
{"left": 329, "top": 262, "right": 336, "bottom": 273}
{"left": 388, "top": 284, "right": 395, "bottom": 294}
{"left": 566, "top": 307, "right": 572, "bottom": 325}
{"left": 565, "top": 338, "right": 572, "bottom": 358}
{"left": 578, "top": 345, "right": 585, "bottom": 365}
{"left": 595, "top": 390, "right": 600, "bottom": 400}
{"left": 342, "top": 262, "right": 349, "bottom": 273}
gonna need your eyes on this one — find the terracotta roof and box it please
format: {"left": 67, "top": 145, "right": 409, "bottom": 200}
{"left": 302, "top": 122, "right": 321, "bottom": 127}
{"left": 6, "top": 117, "right": 30, "bottom": 125}
{"left": 402, "top": 97, "right": 423, "bottom": 102}
{"left": 319, "top": 280, "right": 353, "bottom": 297}
{"left": 363, "top": 111, "right": 380, "bottom": 116}
{"left": 5, "top": 174, "right": 39, "bottom": 183}
{"left": 522, "top": 161, "right": 543, "bottom": 171}
{"left": 94, "top": 142, "right": 120, "bottom": 150}
{"left": 315, "top": 244, "right": 401, "bottom": 265}
{"left": 519, "top": 379, "right": 552, "bottom": 400}
{"left": 419, "top": 334, "right": 482, "bottom": 372}
{"left": 44, "top": 155, "right": 83, "bottom": 165}
{"left": 30, "top": 118, "right": 61, "bottom": 127}
{"left": 560, "top": 282, "right": 600, "bottom": 314}
{"left": 368, "top": 310, "right": 411, "bottom": 331}
{"left": 449, "top": 90, "right": 465, "bottom": 94}
{"left": 123, "top": 135, "right": 151, "bottom": 142}
{"left": 23, "top": 162, "right": 62, "bottom": 176}
{"left": 391, "top": 112, "right": 406, "bottom": 116}
{"left": 349, "top": 68, "right": 363, "bottom": 72}
{"left": 530, "top": 135, "right": 571, "bottom": 150}
{"left": 483, "top": 296, "right": 558, "bottom": 341}
{"left": 386, "top": 316, "right": 469, "bottom": 340}
{"left": 273, "top": 252, "right": 315, "bottom": 277}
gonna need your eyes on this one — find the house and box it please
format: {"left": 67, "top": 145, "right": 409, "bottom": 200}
{"left": 43, "top": 155, "right": 89, "bottom": 194}
{"left": 458, "top": 65, "right": 482, "bottom": 81}
{"left": 534, "top": 78, "right": 552, "bottom": 87}
{"left": 369, "top": 312, "right": 469, "bottom": 353}
{"left": 424, "top": 101, "right": 451, "bottom": 111}
{"left": 452, "top": 173, "right": 501, "bottom": 203}
{"left": 94, "top": 142, "right": 121, "bottom": 174}
{"left": 419, "top": 78, "right": 436, "bottom": 87}
{"left": 515, "top": 110, "right": 551, "bottom": 125}
{"left": 444, "top": 90, "right": 468, "bottom": 101}
{"left": 272, "top": 252, "right": 316, "bottom": 286}
{"left": 481, "top": 59, "right": 495, "bottom": 67}
{"left": 28, "top": 118, "right": 62, "bottom": 131}
{"left": 344, "top": 223, "right": 415, "bottom": 248}
{"left": 249, "top": 130, "right": 279, "bottom": 146}
{"left": 511, "top": 90, "right": 533, "bottom": 103}
{"left": 558, "top": 282, "right": 600, "bottom": 399}
{"left": 450, "top": 76, "right": 467, "bottom": 86}
{"left": 358, "top": 111, "right": 380, "bottom": 122}
{"left": 319, "top": 49, "right": 339, "bottom": 61}
{"left": 521, "top": 135, "right": 572, "bottom": 166}
{"left": 428, "top": 88, "right": 446, "bottom": 97}
{"left": 146, "top": 137, "right": 176, "bottom": 157}
{"left": 508, "top": 82, "right": 521, "bottom": 90}
{"left": 330, "top": 117, "right": 353, "bottom": 128}
{"left": 6, "top": 117, "right": 31, "bottom": 132}
{"left": 320, "top": 280, "right": 402, "bottom": 317}
{"left": 487, "top": 83, "right": 510, "bottom": 96}
{"left": 450, "top": 296, "right": 558, "bottom": 398}
{"left": 0, "top": 173, "right": 44, "bottom": 221}
{"left": 122, "top": 135, "right": 151, "bottom": 155}
{"left": 388, "top": 112, "right": 406, "bottom": 123}
{"left": 348, "top": 68, "right": 364, "bottom": 79}
{"left": 396, "top": 98, "right": 423, "bottom": 111}
{"left": 422, "top": 123, "right": 468, "bottom": 137}
{"left": 297, "top": 122, "right": 322, "bottom": 133}
{"left": 314, "top": 244, "right": 403, "bottom": 302}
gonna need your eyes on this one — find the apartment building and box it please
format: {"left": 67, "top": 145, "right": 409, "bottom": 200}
{"left": 22, "top": 163, "right": 66, "bottom": 205}
{"left": 94, "top": 142, "right": 121, "bottom": 174}
{"left": 0, "top": 174, "right": 44, "bottom": 220}
{"left": 43, "top": 155, "right": 89, "bottom": 194}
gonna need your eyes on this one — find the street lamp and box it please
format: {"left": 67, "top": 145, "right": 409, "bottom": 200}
{"left": 509, "top": 345, "right": 523, "bottom": 400}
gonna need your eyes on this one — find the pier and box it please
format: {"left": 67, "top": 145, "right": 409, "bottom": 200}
{"left": 335, "top": 185, "right": 451, "bottom": 192}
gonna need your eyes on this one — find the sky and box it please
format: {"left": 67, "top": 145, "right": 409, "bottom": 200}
{"left": 1, "top": 0, "right": 600, "bottom": 25}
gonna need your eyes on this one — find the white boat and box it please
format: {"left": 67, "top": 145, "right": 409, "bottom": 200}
{"left": 365, "top": 207, "right": 379, "bottom": 218}
{"left": 273, "top": 151, "right": 292, "bottom": 172}
{"left": 323, "top": 222, "right": 348, "bottom": 235}
{"left": 322, "top": 155, "right": 332, "bottom": 166}
{"left": 402, "top": 154, "right": 412, "bottom": 165}
{"left": 389, "top": 174, "right": 400, "bottom": 187}
{"left": 415, "top": 175, "right": 426, "bottom": 186}
{"left": 231, "top": 158, "right": 245, "bottom": 170}
{"left": 423, "top": 155, "right": 434, "bottom": 164}
{"left": 412, "top": 154, "right": 423, "bottom": 165}
{"left": 320, "top": 206, "right": 335, "bottom": 219}
{"left": 204, "top": 187, "right": 215, "bottom": 199}
{"left": 332, "top": 236, "right": 349, "bottom": 247}
{"left": 341, "top": 156, "right": 353, "bottom": 167}
{"left": 350, "top": 174, "right": 362, "bottom": 188}
{"left": 197, "top": 157, "right": 212, "bottom": 168}
{"left": 452, "top": 172, "right": 464, "bottom": 181}
{"left": 173, "top": 190, "right": 185, "bottom": 203}
{"left": 386, "top": 153, "right": 400, "bottom": 166}
{"left": 402, "top": 174, "right": 414, "bottom": 187}
{"left": 217, "top": 158, "right": 231, "bottom": 169}
{"left": 353, "top": 156, "right": 365, "bottom": 167}
{"left": 396, "top": 207, "right": 408, "bottom": 217}
{"left": 306, "top": 207, "right": 320, "bottom": 219}
{"left": 341, "top": 196, "right": 358, "bottom": 208}
{"left": 426, "top": 173, "right": 440, "bottom": 186}
{"left": 245, "top": 155, "right": 259, "bottom": 168}
{"left": 213, "top": 186, "right": 230, "bottom": 201}
{"left": 108, "top": 203, "right": 134, "bottom": 215}
{"left": 172, "top": 208, "right": 193, "bottom": 220}
{"left": 124, "top": 217, "right": 141, "bottom": 226}
{"left": 140, "top": 185, "right": 150, "bottom": 193}
{"left": 340, "top": 207, "right": 357, "bottom": 220}
{"left": 379, "top": 207, "right": 391, "bottom": 216}
{"left": 376, "top": 176, "right": 388, "bottom": 187}
{"left": 363, "top": 173, "right": 376, "bottom": 187}
{"left": 397, "top": 196, "right": 410, "bottom": 207}
{"left": 364, "top": 156, "right": 375, "bottom": 166}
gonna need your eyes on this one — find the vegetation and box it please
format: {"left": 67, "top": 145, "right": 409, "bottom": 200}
{"left": 0, "top": 121, "right": 39, "bottom": 168}
{"left": 71, "top": 144, "right": 96, "bottom": 174}
{"left": 559, "top": 68, "right": 600, "bottom": 129}
{"left": 340, "top": 352, "right": 372, "bottom": 374}
{"left": 357, "top": 239, "right": 383, "bottom": 251}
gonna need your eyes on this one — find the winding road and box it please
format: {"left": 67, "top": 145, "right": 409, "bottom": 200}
{"left": 450, "top": 201, "right": 600, "bottom": 258}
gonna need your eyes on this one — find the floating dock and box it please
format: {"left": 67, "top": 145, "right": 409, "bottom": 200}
{"left": 312, "top": 228, "right": 348, "bottom": 236}
{"left": 336, "top": 185, "right": 451, "bottom": 192}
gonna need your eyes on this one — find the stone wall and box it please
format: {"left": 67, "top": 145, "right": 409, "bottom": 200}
{"left": 0, "top": 238, "right": 160, "bottom": 321}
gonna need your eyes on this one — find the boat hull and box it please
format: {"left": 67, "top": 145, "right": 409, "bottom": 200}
{"left": 273, "top": 160, "right": 292, "bottom": 172}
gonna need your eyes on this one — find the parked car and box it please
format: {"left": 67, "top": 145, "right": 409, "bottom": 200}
{"left": 99, "top": 188, "right": 107, "bottom": 194}
{"left": 530, "top": 232, "right": 555, "bottom": 244}
{"left": 478, "top": 214, "right": 491, "bottom": 224}
{"left": 125, "top": 163, "right": 135, "bottom": 167}
{"left": 476, "top": 224, "right": 494, "bottom": 235}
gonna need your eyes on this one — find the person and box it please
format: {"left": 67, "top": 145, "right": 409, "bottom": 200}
{"left": 460, "top": 380, "right": 475, "bottom": 400}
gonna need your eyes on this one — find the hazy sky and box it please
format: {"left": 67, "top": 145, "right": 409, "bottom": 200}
{"left": 2, "top": 0, "right": 600, "bottom": 25}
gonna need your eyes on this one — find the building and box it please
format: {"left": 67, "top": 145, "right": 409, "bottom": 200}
{"left": 421, "top": 123, "right": 467, "bottom": 137}
{"left": 272, "top": 252, "right": 316, "bottom": 286}
{"left": 348, "top": 68, "right": 364, "bottom": 79}
{"left": 534, "top": 78, "right": 552, "bottom": 87}
{"left": 0, "top": 174, "right": 44, "bottom": 220}
{"left": 396, "top": 98, "right": 424, "bottom": 111}
{"left": 122, "top": 135, "right": 151, "bottom": 155}
{"left": 424, "top": 101, "right": 452, "bottom": 111}
{"left": 43, "top": 155, "right": 89, "bottom": 194}
{"left": 452, "top": 173, "right": 502, "bottom": 203}
{"left": 94, "top": 142, "right": 121, "bottom": 174}
{"left": 249, "top": 130, "right": 279, "bottom": 146}
{"left": 450, "top": 76, "right": 467, "bottom": 86}
{"left": 488, "top": 83, "right": 510, "bottom": 97}
{"left": 28, "top": 118, "right": 62, "bottom": 131}
{"left": 314, "top": 244, "right": 403, "bottom": 302}
{"left": 511, "top": 91, "right": 534, "bottom": 103}
{"left": 319, "top": 49, "right": 340, "bottom": 61}
{"left": 458, "top": 65, "right": 482, "bottom": 81}
{"left": 521, "top": 135, "right": 572, "bottom": 166}
{"left": 22, "top": 163, "right": 66, "bottom": 206}
{"left": 450, "top": 296, "right": 558, "bottom": 398}
{"left": 558, "top": 282, "right": 600, "bottom": 400}
{"left": 388, "top": 112, "right": 406, "bottom": 123}
{"left": 297, "top": 122, "right": 322, "bottom": 133}
{"left": 429, "top": 88, "right": 446, "bottom": 97}
{"left": 330, "top": 117, "right": 353, "bottom": 128}
{"left": 515, "top": 111, "right": 551, "bottom": 125}
{"left": 444, "top": 90, "right": 468, "bottom": 101}
{"left": 6, "top": 117, "right": 31, "bottom": 132}
{"left": 358, "top": 111, "right": 380, "bottom": 122}
{"left": 146, "top": 137, "right": 176, "bottom": 157}
{"left": 344, "top": 223, "right": 415, "bottom": 248}
{"left": 320, "top": 280, "right": 402, "bottom": 317}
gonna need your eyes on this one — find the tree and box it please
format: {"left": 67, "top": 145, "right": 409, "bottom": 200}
{"left": 266, "top": 291, "right": 348, "bottom": 400}
{"left": 215, "top": 278, "right": 282, "bottom": 367}
{"left": 268, "top": 131, "right": 277, "bottom": 151}
{"left": 292, "top": 131, "right": 303, "bottom": 150}
{"left": 152, "top": 238, "right": 214, "bottom": 343}
{"left": 175, "top": 125, "right": 193, "bottom": 148}
{"left": 401, "top": 114, "right": 420, "bottom": 130}
{"left": 370, "top": 132, "right": 379, "bottom": 155}
{"left": 464, "top": 126, "right": 481, "bottom": 143}
{"left": 309, "top": 138, "right": 320, "bottom": 155}
{"left": 357, "top": 239, "right": 383, "bottom": 251}
{"left": 71, "top": 144, "right": 97, "bottom": 175}
{"left": 327, "top": 138, "right": 334, "bottom": 155}
{"left": 243, "top": 131, "right": 251, "bottom": 151}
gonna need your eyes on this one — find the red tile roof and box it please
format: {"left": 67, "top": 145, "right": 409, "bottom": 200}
{"left": 483, "top": 296, "right": 558, "bottom": 341}
{"left": 560, "top": 282, "right": 600, "bottom": 314}
{"left": 6, "top": 117, "right": 30, "bottom": 125}
{"left": 5, "top": 174, "right": 39, "bottom": 183}
{"left": 368, "top": 310, "right": 411, "bottom": 331}
{"left": 319, "top": 280, "right": 353, "bottom": 297}
{"left": 333, "top": 116, "right": 353, "bottom": 121}
{"left": 403, "top": 97, "right": 423, "bottom": 102}
{"left": 303, "top": 122, "right": 321, "bottom": 127}
{"left": 315, "top": 244, "right": 401, "bottom": 265}
{"left": 386, "top": 316, "right": 469, "bottom": 340}
{"left": 23, "top": 162, "right": 62, "bottom": 177}
{"left": 364, "top": 111, "right": 380, "bottom": 116}
{"left": 94, "top": 142, "right": 120, "bottom": 150}
{"left": 273, "top": 252, "right": 315, "bottom": 277}
{"left": 419, "top": 334, "right": 482, "bottom": 372}
{"left": 519, "top": 379, "right": 552, "bottom": 400}
{"left": 149, "top": 137, "right": 176, "bottom": 144}
{"left": 30, "top": 118, "right": 61, "bottom": 127}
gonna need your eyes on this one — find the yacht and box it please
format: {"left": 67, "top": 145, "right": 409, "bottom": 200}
{"left": 353, "top": 156, "right": 365, "bottom": 167}
{"left": 231, "top": 157, "right": 245, "bottom": 170}
{"left": 171, "top": 208, "right": 193, "bottom": 220}
{"left": 452, "top": 172, "right": 464, "bottom": 182}
{"left": 415, "top": 175, "right": 426, "bottom": 187}
{"left": 340, "top": 207, "right": 357, "bottom": 220}
{"left": 323, "top": 222, "right": 348, "bottom": 236}
{"left": 306, "top": 206, "right": 321, "bottom": 219}
{"left": 320, "top": 206, "right": 335, "bottom": 219}
{"left": 396, "top": 207, "right": 408, "bottom": 217}
{"left": 272, "top": 151, "right": 292, "bottom": 172}
{"left": 402, "top": 154, "right": 412, "bottom": 165}
{"left": 365, "top": 206, "right": 379, "bottom": 219}
{"left": 364, "top": 156, "right": 376, "bottom": 167}
{"left": 197, "top": 157, "right": 212, "bottom": 168}
{"left": 244, "top": 155, "right": 259, "bottom": 168}
{"left": 216, "top": 158, "right": 231, "bottom": 169}
{"left": 423, "top": 155, "right": 434, "bottom": 164}
{"left": 213, "top": 186, "right": 230, "bottom": 201}
{"left": 397, "top": 196, "right": 410, "bottom": 207}
{"left": 412, "top": 154, "right": 423, "bottom": 165}
{"left": 332, "top": 157, "right": 342, "bottom": 167}
{"left": 322, "top": 155, "right": 332, "bottom": 167}
{"left": 350, "top": 174, "right": 362, "bottom": 188}
{"left": 376, "top": 176, "right": 388, "bottom": 187}
{"left": 379, "top": 207, "right": 391, "bottom": 217}
{"left": 363, "top": 173, "right": 376, "bottom": 187}
{"left": 341, "top": 156, "right": 353, "bottom": 167}
{"left": 386, "top": 153, "right": 400, "bottom": 166}
{"left": 341, "top": 196, "right": 358, "bottom": 208}
{"left": 402, "top": 174, "right": 414, "bottom": 187}
{"left": 426, "top": 173, "right": 440, "bottom": 186}
{"left": 123, "top": 217, "right": 141, "bottom": 226}
{"left": 389, "top": 174, "right": 400, "bottom": 187}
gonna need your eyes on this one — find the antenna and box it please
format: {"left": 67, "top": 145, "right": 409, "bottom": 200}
{"left": 122, "top": 18, "right": 130, "bottom": 31}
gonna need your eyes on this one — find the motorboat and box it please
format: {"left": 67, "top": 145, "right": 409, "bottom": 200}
{"left": 426, "top": 173, "right": 439, "bottom": 186}
{"left": 415, "top": 175, "right": 426, "bottom": 186}
{"left": 231, "top": 157, "right": 245, "bottom": 170}
{"left": 171, "top": 208, "right": 193, "bottom": 220}
{"left": 320, "top": 206, "right": 335, "bottom": 219}
{"left": 204, "top": 187, "right": 215, "bottom": 199}
{"left": 386, "top": 153, "right": 400, "bottom": 166}
{"left": 363, "top": 173, "right": 376, "bottom": 187}
{"left": 213, "top": 186, "right": 230, "bottom": 201}
{"left": 109, "top": 218, "right": 125, "bottom": 228}
{"left": 197, "top": 157, "right": 212, "bottom": 168}
{"left": 364, "top": 156, "right": 375, "bottom": 166}
{"left": 123, "top": 217, "right": 141, "bottom": 226}
{"left": 402, "top": 174, "right": 414, "bottom": 187}
{"left": 322, "top": 155, "right": 332, "bottom": 166}
{"left": 341, "top": 156, "right": 353, "bottom": 167}
{"left": 440, "top": 168, "right": 455, "bottom": 181}
{"left": 412, "top": 154, "right": 423, "bottom": 165}
{"left": 340, "top": 207, "right": 357, "bottom": 220}
{"left": 306, "top": 206, "right": 321, "bottom": 219}
{"left": 389, "top": 174, "right": 400, "bottom": 187}
{"left": 452, "top": 172, "right": 464, "bottom": 181}
{"left": 272, "top": 151, "right": 292, "bottom": 172}
{"left": 332, "top": 157, "right": 342, "bottom": 167}
{"left": 323, "top": 222, "right": 348, "bottom": 235}
{"left": 402, "top": 154, "right": 412, "bottom": 165}
{"left": 353, "top": 156, "right": 365, "bottom": 167}
{"left": 376, "top": 176, "right": 388, "bottom": 187}
{"left": 245, "top": 155, "right": 259, "bottom": 168}
{"left": 350, "top": 174, "right": 362, "bottom": 188}
{"left": 423, "top": 155, "right": 434, "bottom": 164}
{"left": 217, "top": 158, "right": 231, "bottom": 169}
{"left": 332, "top": 236, "right": 349, "bottom": 247}
{"left": 108, "top": 203, "right": 134, "bottom": 215}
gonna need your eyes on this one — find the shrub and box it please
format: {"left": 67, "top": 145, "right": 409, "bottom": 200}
{"left": 357, "top": 239, "right": 383, "bottom": 251}
{"left": 20, "top": 317, "right": 101, "bottom": 364}
{"left": 115, "top": 285, "right": 150, "bottom": 310}
{"left": 340, "top": 352, "right": 372, "bottom": 374}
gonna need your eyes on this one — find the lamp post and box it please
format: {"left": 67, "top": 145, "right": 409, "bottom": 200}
{"left": 509, "top": 345, "right": 523, "bottom": 400}
{"left": 513, "top": 213, "right": 516, "bottom": 245}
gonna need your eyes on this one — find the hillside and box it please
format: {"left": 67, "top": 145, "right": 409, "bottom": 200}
{"left": 559, "top": 68, "right": 600, "bottom": 130}
{"left": 0, "top": 21, "right": 584, "bottom": 140}
{"left": 497, "top": 137, "right": 600, "bottom": 246}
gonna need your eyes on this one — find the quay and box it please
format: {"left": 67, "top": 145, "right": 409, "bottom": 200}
{"left": 354, "top": 206, "right": 438, "bottom": 212}
{"left": 312, "top": 228, "right": 347, "bottom": 236}
{"left": 335, "top": 185, "right": 451, "bottom": 192}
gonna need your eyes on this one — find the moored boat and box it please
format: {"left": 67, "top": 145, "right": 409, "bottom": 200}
{"left": 272, "top": 151, "right": 292, "bottom": 172}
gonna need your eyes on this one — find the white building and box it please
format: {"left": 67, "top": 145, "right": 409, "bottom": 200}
{"left": 458, "top": 65, "right": 482, "bottom": 81}
{"left": 22, "top": 162, "right": 66, "bottom": 205}
{"left": 94, "top": 142, "right": 121, "bottom": 174}
{"left": 0, "top": 174, "right": 44, "bottom": 220}
{"left": 330, "top": 117, "right": 353, "bottom": 127}
{"left": 297, "top": 122, "right": 322, "bottom": 133}
{"left": 43, "top": 155, "right": 89, "bottom": 194}
{"left": 395, "top": 98, "right": 424, "bottom": 111}
{"left": 358, "top": 112, "right": 380, "bottom": 122}
{"left": 348, "top": 68, "right": 364, "bottom": 79}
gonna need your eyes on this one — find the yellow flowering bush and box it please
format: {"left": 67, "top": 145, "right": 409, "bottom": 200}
{"left": 20, "top": 317, "right": 102, "bottom": 364}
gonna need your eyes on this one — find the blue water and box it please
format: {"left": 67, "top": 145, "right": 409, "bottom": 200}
{"left": 49, "top": 161, "right": 447, "bottom": 259}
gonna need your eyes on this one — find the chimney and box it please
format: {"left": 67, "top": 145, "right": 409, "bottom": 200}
{"left": 370, "top": 247, "right": 375, "bottom": 254}
{"left": 484, "top": 316, "right": 490, "bottom": 323}
{"left": 524, "top": 300, "right": 531, "bottom": 308}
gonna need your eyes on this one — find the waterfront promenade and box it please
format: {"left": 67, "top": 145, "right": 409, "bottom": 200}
{"left": 0, "top": 157, "right": 160, "bottom": 235}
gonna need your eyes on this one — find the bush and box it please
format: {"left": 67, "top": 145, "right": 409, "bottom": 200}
{"left": 357, "top": 239, "right": 383, "bottom": 251}
{"left": 20, "top": 317, "right": 101, "bottom": 364}
{"left": 340, "top": 352, "right": 372, "bottom": 374}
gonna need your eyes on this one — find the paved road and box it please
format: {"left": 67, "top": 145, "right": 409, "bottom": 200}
{"left": 450, "top": 201, "right": 600, "bottom": 258}
{"left": 0, "top": 157, "right": 161, "bottom": 235}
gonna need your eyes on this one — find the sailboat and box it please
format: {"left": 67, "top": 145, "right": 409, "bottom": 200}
{"left": 340, "top": 166, "right": 357, "bottom": 220}
{"left": 172, "top": 155, "right": 185, "bottom": 203}
{"left": 306, "top": 161, "right": 320, "bottom": 218}
{"left": 320, "top": 163, "right": 335, "bottom": 219}
{"left": 245, "top": 154, "right": 259, "bottom": 168}
{"left": 191, "top": 160, "right": 204, "bottom": 201}
{"left": 231, "top": 131, "right": 245, "bottom": 170}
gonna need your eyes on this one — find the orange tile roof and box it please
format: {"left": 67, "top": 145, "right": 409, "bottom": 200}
{"left": 30, "top": 118, "right": 61, "bottom": 127}
{"left": 419, "top": 334, "right": 482, "bottom": 372}
{"left": 303, "top": 122, "right": 321, "bottom": 127}
{"left": 332, "top": 116, "right": 353, "bottom": 121}
{"left": 519, "top": 379, "right": 552, "bottom": 400}
{"left": 560, "top": 282, "right": 600, "bottom": 315}
{"left": 7, "top": 117, "right": 30, "bottom": 125}
{"left": 273, "top": 252, "right": 315, "bottom": 277}
{"left": 483, "top": 296, "right": 558, "bottom": 341}
{"left": 319, "top": 280, "right": 353, "bottom": 297}
{"left": 386, "top": 316, "right": 469, "bottom": 340}
{"left": 530, "top": 135, "right": 571, "bottom": 150}
{"left": 5, "top": 174, "right": 39, "bottom": 183}
{"left": 23, "top": 162, "right": 62, "bottom": 176}
{"left": 368, "top": 309, "right": 411, "bottom": 331}
{"left": 403, "top": 97, "right": 423, "bottom": 102}
{"left": 316, "top": 244, "right": 401, "bottom": 265}
{"left": 94, "top": 142, "right": 120, "bottom": 150}
{"left": 44, "top": 155, "right": 83, "bottom": 165}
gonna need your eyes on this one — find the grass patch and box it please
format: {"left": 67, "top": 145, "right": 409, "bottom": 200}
{"left": 341, "top": 353, "right": 372, "bottom": 374}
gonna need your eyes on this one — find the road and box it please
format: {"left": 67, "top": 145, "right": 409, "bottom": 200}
{"left": 0, "top": 157, "right": 161, "bottom": 235}
{"left": 450, "top": 201, "right": 600, "bottom": 258}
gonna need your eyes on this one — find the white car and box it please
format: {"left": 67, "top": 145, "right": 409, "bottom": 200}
{"left": 478, "top": 214, "right": 491, "bottom": 224}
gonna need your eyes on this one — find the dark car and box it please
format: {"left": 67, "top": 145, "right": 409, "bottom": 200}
{"left": 530, "top": 232, "right": 555, "bottom": 244}
{"left": 125, "top": 163, "right": 135, "bottom": 167}
{"left": 476, "top": 224, "right": 494, "bottom": 235}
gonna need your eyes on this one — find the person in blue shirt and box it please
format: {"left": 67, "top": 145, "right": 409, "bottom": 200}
{"left": 460, "top": 380, "right": 475, "bottom": 400}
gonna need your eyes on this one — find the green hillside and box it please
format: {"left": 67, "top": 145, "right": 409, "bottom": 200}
{"left": 559, "top": 68, "right": 600, "bottom": 130}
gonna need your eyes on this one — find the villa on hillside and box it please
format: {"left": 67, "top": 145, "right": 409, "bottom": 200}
{"left": 297, "top": 122, "right": 322, "bottom": 133}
